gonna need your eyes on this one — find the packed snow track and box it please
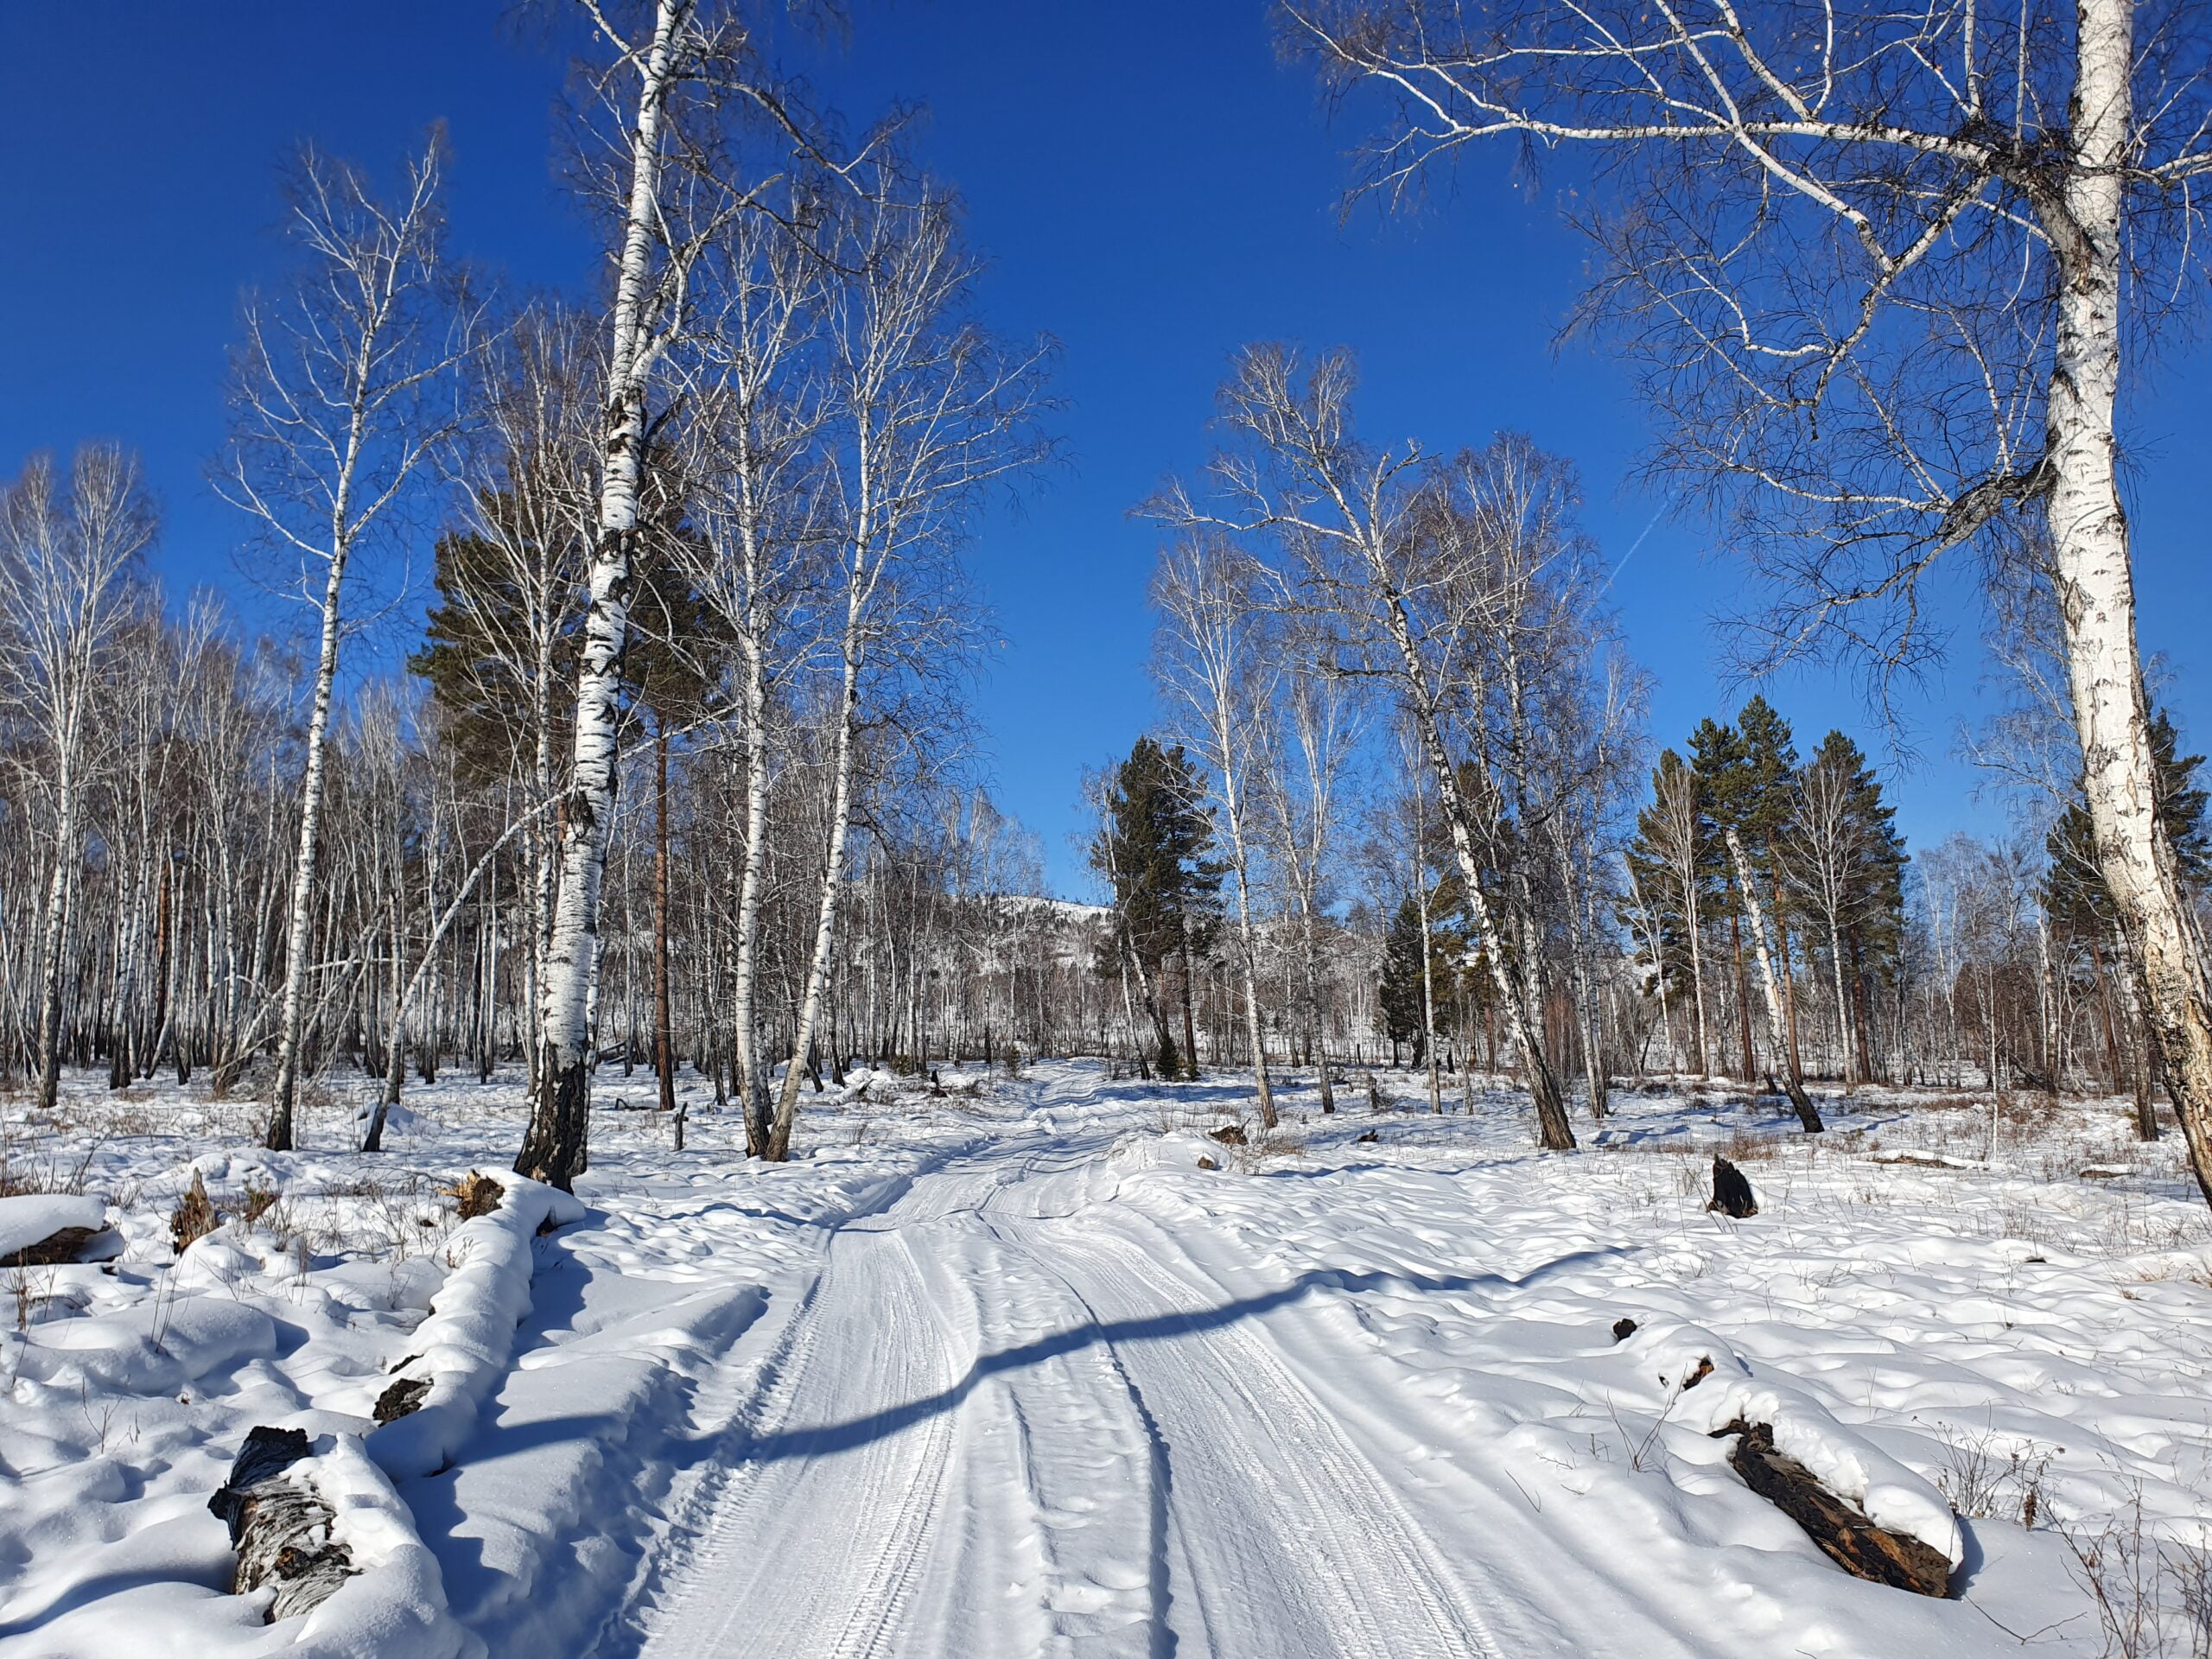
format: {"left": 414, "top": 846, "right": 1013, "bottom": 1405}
{"left": 620, "top": 1091, "right": 1508, "bottom": 1659}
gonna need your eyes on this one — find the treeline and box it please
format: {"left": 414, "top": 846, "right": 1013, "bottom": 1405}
{"left": 0, "top": 2, "right": 1082, "bottom": 1181}
{"left": 8, "top": 0, "right": 2210, "bottom": 1196}
{"left": 1083, "top": 368, "right": 2211, "bottom": 1145}
{"left": 0, "top": 531, "right": 1121, "bottom": 1115}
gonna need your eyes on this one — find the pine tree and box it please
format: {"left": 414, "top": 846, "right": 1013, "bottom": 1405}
{"left": 1092, "top": 738, "right": 1224, "bottom": 1079}
{"left": 410, "top": 507, "right": 579, "bottom": 785}
{"left": 1379, "top": 889, "right": 1463, "bottom": 1067}
{"left": 1734, "top": 696, "right": 1804, "bottom": 1076}
{"left": 1689, "top": 717, "right": 1755, "bottom": 1078}
{"left": 2046, "top": 703, "right": 2209, "bottom": 936}
{"left": 1786, "top": 730, "right": 1907, "bottom": 1085}
{"left": 1697, "top": 699, "right": 1823, "bottom": 1126}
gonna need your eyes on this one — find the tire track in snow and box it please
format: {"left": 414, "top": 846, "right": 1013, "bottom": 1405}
{"left": 628, "top": 1097, "right": 1516, "bottom": 1659}
{"left": 629, "top": 1217, "right": 967, "bottom": 1658}
{"left": 1038, "top": 1223, "right": 1505, "bottom": 1659}
{"left": 957, "top": 1212, "right": 1172, "bottom": 1656}
{"left": 1085, "top": 1200, "right": 1697, "bottom": 1659}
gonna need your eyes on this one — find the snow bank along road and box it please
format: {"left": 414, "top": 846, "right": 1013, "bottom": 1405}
{"left": 10, "top": 1060, "right": 2212, "bottom": 1656}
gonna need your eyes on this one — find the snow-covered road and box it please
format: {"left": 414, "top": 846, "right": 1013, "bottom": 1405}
{"left": 585, "top": 1062, "right": 2212, "bottom": 1659}
{"left": 625, "top": 1085, "right": 1507, "bottom": 1659}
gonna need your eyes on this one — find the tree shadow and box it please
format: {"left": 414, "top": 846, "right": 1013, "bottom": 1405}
{"left": 740, "top": 1245, "right": 1629, "bottom": 1466}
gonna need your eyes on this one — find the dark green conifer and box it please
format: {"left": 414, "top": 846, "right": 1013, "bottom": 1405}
{"left": 1092, "top": 738, "right": 1224, "bottom": 1079}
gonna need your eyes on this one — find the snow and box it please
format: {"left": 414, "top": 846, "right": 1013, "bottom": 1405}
{"left": 286, "top": 1433, "right": 480, "bottom": 1659}
{"left": 366, "top": 1177, "right": 588, "bottom": 1482}
{"left": 0, "top": 1192, "right": 105, "bottom": 1256}
{"left": 4, "top": 1063, "right": 2212, "bottom": 1656}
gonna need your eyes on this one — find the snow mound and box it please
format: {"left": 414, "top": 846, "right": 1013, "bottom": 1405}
{"left": 284, "top": 1433, "right": 482, "bottom": 1659}
{"left": 10, "top": 1290, "right": 277, "bottom": 1394}
{"left": 366, "top": 1176, "right": 588, "bottom": 1480}
{"left": 1637, "top": 1321, "right": 1964, "bottom": 1567}
{"left": 0, "top": 1192, "right": 105, "bottom": 1255}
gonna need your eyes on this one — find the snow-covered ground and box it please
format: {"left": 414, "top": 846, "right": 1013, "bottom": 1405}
{"left": 6, "top": 1058, "right": 2212, "bottom": 1657}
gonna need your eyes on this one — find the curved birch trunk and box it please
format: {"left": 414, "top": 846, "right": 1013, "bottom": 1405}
{"left": 765, "top": 645, "right": 861, "bottom": 1162}
{"left": 366, "top": 800, "right": 553, "bottom": 1151}
{"left": 2044, "top": 0, "right": 2212, "bottom": 1205}
{"left": 1726, "top": 826, "right": 1822, "bottom": 1132}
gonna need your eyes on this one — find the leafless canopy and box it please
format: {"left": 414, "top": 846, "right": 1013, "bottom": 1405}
{"left": 1285, "top": 0, "right": 2212, "bottom": 688}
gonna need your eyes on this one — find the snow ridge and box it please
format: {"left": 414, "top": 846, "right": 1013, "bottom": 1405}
{"left": 366, "top": 1176, "right": 588, "bottom": 1482}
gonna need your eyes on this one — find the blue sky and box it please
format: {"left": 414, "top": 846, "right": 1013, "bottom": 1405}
{"left": 3, "top": 3, "right": 2206, "bottom": 895}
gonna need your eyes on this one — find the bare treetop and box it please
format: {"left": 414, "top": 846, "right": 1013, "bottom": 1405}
{"left": 1287, "top": 0, "right": 2212, "bottom": 683}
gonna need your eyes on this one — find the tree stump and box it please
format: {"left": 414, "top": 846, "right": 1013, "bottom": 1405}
{"left": 1707, "top": 1155, "right": 1758, "bottom": 1217}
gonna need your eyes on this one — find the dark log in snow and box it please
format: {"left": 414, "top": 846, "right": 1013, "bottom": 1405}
{"left": 8, "top": 1226, "right": 106, "bottom": 1266}
{"left": 374, "top": 1376, "right": 432, "bottom": 1424}
{"left": 2, "top": 1195, "right": 112, "bottom": 1266}
{"left": 1717, "top": 1420, "right": 1954, "bottom": 1598}
{"left": 207, "top": 1425, "right": 357, "bottom": 1620}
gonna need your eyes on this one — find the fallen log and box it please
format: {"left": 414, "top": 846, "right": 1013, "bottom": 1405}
{"left": 7, "top": 1225, "right": 106, "bottom": 1266}
{"left": 373, "top": 1375, "right": 432, "bottom": 1424}
{"left": 0, "top": 1193, "right": 113, "bottom": 1266}
{"left": 1716, "top": 1419, "right": 1954, "bottom": 1597}
{"left": 207, "top": 1425, "right": 358, "bottom": 1620}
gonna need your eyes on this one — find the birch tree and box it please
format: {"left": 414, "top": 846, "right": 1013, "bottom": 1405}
{"left": 676, "top": 183, "right": 830, "bottom": 1156}
{"left": 1783, "top": 732, "right": 1905, "bottom": 1085}
{"left": 1158, "top": 346, "right": 1576, "bottom": 1149}
{"left": 0, "top": 448, "right": 155, "bottom": 1114}
{"left": 1154, "top": 537, "right": 1280, "bottom": 1125}
{"left": 522, "top": 0, "right": 812, "bottom": 1185}
{"left": 1630, "top": 752, "right": 1711, "bottom": 1074}
{"left": 418, "top": 302, "right": 600, "bottom": 1094}
{"left": 763, "top": 163, "right": 1051, "bottom": 1162}
{"left": 1255, "top": 624, "right": 1359, "bottom": 1110}
{"left": 219, "top": 137, "right": 466, "bottom": 1151}
{"left": 1290, "top": 0, "right": 2212, "bottom": 1197}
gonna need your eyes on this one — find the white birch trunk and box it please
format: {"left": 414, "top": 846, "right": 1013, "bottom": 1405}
{"left": 34, "top": 760, "right": 76, "bottom": 1114}
{"left": 520, "top": 0, "right": 687, "bottom": 1187}
{"left": 1216, "top": 728, "right": 1276, "bottom": 1127}
{"left": 2044, "top": 0, "right": 2212, "bottom": 1202}
{"left": 266, "top": 548, "right": 350, "bottom": 1148}
{"left": 730, "top": 607, "right": 774, "bottom": 1154}
{"left": 1725, "top": 826, "right": 1823, "bottom": 1131}
{"left": 1828, "top": 918, "right": 1855, "bottom": 1087}
{"left": 1415, "top": 855, "right": 1442, "bottom": 1116}
{"left": 1367, "top": 565, "right": 1574, "bottom": 1148}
